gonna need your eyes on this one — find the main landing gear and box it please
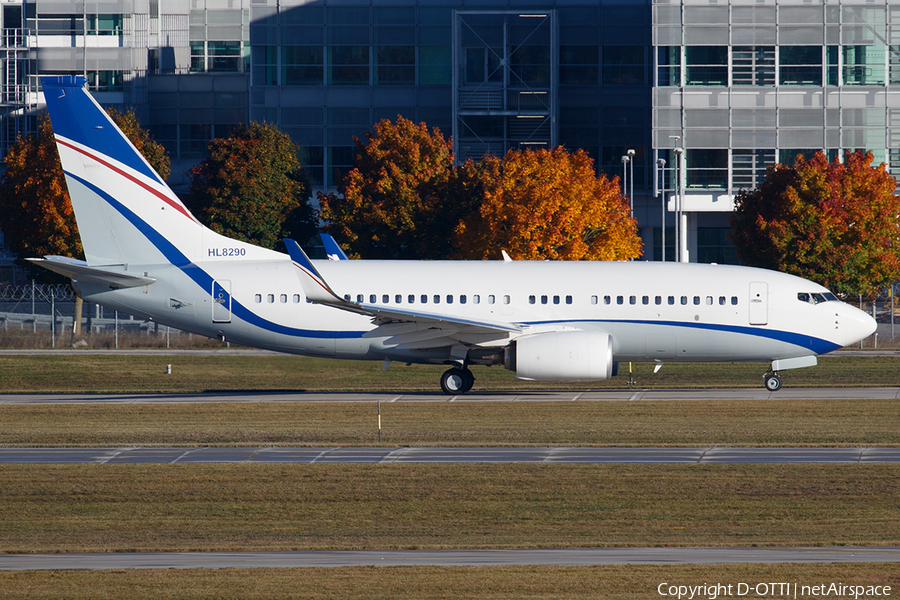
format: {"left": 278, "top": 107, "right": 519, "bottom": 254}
{"left": 764, "top": 371, "right": 782, "bottom": 392}
{"left": 441, "top": 367, "right": 475, "bottom": 395}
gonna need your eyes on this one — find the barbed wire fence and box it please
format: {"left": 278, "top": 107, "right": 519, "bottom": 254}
{"left": 0, "top": 281, "right": 195, "bottom": 348}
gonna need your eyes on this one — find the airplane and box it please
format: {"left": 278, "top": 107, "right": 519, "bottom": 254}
{"left": 30, "top": 75, "right": 877, "bottom": 395}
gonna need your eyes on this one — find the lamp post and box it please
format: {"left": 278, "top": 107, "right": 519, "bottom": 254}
{"left": 627, "top": 148, "right": 635, "bottom": 218}
{"left": 657, "top": 158, "right": 666, "bottom": 262}
{"left": 673, "top": 147, "right": 684, "bottom": 263}
{"left": 621, "top": 154, "right": 629, "bottom": 201}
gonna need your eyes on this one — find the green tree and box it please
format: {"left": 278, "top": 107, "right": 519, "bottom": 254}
{"left": 318, "top": 117, "right": 480, "bottom": 259}
{"left": 455, "top": 147, "right": 643, "bottom": 261}
{"left": 185, "top": 122, "right": 316, "bottom": 250}
{"left": 731, "top": 150, "right": 900, "bottom": 296}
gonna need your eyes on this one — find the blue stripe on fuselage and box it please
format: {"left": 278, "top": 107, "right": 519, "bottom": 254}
{"left": 65, "top": 171, "right": 364, "bottom": 339}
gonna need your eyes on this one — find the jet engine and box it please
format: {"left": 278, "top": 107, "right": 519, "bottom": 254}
{"left": 504, "top": 330, "right": 615, "bottom": 381}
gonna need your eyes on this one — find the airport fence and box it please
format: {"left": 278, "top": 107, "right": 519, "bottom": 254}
{"left": 0, "top": 281, "right": 198, "bottom": 348}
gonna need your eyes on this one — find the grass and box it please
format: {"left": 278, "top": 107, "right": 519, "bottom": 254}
{"left": 1, "top": 463, "right": 899, "bottom": 553}
{"left": 2, "top": 398, "right": 900, "bottom": 447}
{"left": 1, "top": 564, "right": 898, "bottom": 600}
{"left": 1, "top": 354, "right": 900, "bottom": 393}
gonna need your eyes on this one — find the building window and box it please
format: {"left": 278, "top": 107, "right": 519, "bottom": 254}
{"left": 843, "top": 45, "right": 885, "bottom": 86}
{"left": 86, "top": 71, "right": 124, "bottom": 92}
{"left": 602, "top": 46, "right": 644, "bottom": 85}
{"left": 464, "top": 47, "right": 502, "bottom": 85}
{"left": 779, "top": 46, "right": 822, "bottom": 86}
{"left": 657, "top": 46, "right": 681, "bottom": 86}
{"left": 253, "top": 46, "right": 278, "bottom": 86}
{"left": 732, "top": 46, "right": 774, "bottom": 86}
{"left": 87, "top": 14, "right": 122, "bottom": 36}
{"left": 732, "top": 150, "right": 775, "bottom": 191}
{"left": 697, "top": 228, "right": 741, "bottom": 265}
{"left": 376, "top": 46, "right": 415, "bottom": 85}
{"left": 686, "top": 149, "right": 727, "bottom": 189}
{"left": 282, "top": 46, "right": 324, "bottom": 85}
{"left": 208, "top": 41, "right": 243, "bottom": 72}
{"left": 561, "top": 46, "right": 598, "bottom": 84}
{"left": 685, "top": 46, "right": 727, "bottom": 86}
{"left": 329, "top": 46, "right": 369, "bottom": 85}
{"left": 419, "top": 46, "right": 451, "bottom": 85}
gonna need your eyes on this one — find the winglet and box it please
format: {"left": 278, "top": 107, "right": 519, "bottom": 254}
{"left": 321, "top": 233, "right": 349, "bottom": 260}
{"left": 284, "top": 238, "right": 343, "bottom": 303}
{"left": 502, "top": 250, "right": 513, "bottom": 262}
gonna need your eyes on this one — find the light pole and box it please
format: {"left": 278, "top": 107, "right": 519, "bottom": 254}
{"left": 657, "top": 158, "right": 666, "bottom": 261}
{"left": 673, "top": 147, "right": 683, "bottom": 263}
{"left": 621, "top": 154, "right": 629, "bottom": 201}
{"left": 627, "top": 148, "right": 635, "bottom": 218}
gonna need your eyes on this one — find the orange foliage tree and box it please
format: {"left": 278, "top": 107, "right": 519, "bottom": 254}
{"left": 185, "top": 122, "right": 316, "bottom": 250}
{"left": 0, "top": 110, "right": 171, "bottom": 262}
{"left": 454, "top": 147, "right": 642, "bottom": 260}
{"left": 318, "top": 117, "right": 481, "bottom": 259}
{"left": 731, "top": 151, "right": 900, "bottom": 296}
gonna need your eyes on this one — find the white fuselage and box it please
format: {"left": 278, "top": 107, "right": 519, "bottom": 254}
{"left": 73, "top": 257, "right": 874, "bottom": 367}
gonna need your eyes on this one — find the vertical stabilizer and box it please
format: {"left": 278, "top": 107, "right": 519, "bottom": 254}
{"left": 41, "top": 76, "right": 203, "bottom": 267}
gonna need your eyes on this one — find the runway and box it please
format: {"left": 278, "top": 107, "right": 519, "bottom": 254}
{"left": 2, "top": 386, "right": 900, "bottom": 404}
{"left": 3, "top": 446, "right": 900, "bottom": 464}
{"left": 2, "top": 546, "right": 900, "bottom": 570}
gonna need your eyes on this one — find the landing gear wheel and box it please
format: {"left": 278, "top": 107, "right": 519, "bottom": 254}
{"left": 764, "top": 373, "right": 782, "bottom": 392}
{"left": 440, "top": 368, "right": 474, "bottom": 395}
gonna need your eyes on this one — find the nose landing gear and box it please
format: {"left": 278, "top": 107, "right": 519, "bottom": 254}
{"left": 764, "top": 371, "right": 782, "bottom": 392}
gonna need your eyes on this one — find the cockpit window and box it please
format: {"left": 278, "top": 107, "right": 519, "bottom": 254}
{"left": 799, "top": 291, "right": 837, "bottom": 304}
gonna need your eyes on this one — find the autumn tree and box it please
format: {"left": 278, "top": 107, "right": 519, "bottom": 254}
{"left": 318, "top": 117, "right": 480, "bottom": 259}
{"left": 731, "top": 150, "right": 900, "bottom": 296}
{"left": 454, "top": 147, "right": 643, "bottom": 261}
{"left": 185, "top": 122, "right": 316, "bottom": 250}
{"left": 0, "top": 110, "right": 172, "bottom": 263}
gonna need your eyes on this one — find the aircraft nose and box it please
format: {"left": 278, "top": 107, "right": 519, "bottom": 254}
{"left": 840, "top": 303, "right": 877, "bottom": 346}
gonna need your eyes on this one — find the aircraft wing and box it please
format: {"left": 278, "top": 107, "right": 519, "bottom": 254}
{"left": 284, "top": 239, "right": 521, "bottom": 346}
{"left": 27, "top": 256, "right": 156, "bottom": 288}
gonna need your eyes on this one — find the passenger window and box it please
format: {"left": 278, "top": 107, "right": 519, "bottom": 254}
{"left": 267, "top": 294, "right": 275, "bottom": 303}
{"left": 473, "top": 295, "right": 480, "bottom": 304}
{"left": 731, "top": 296, "right": 738, "bottom": 305}
{"left": 617, "top": 296, "right": 624, "bottom": 305}
{"left": 503, "top": 295, "right": 510, "bottom": 304}
{"left": 460, "top": 295, "right": 467, "bottom": 304}
{"left": 655, "top": 296, "right": 662, "bottom": 305}
{"left": 382, "top": 294, "right": 389, "bottom": 303}
{"left": 706, "top": 296, "right": 713, "bottom": 305}
{"left": 693, "top": 296, "right": 700, "bottom": 305}
{"left": 434, "top": 295, "right": 440, "bottom": 304}
{"left": 370, "top": 294, "right": 377, "bottom": 303}
{"left": 681, "top": 296, "right": 688, "bottom": 305}
{"left": 541, "top": 295, "right": 548, "bottom": 305}
{"left": 488, "top": 295, "right": 496, "bottom": 304}
{"left": 293, "top": 294, "right": 301, "bottom": 303}
{"left": 642, "top": 296, "right": 649, "bottom": 305}
{"left": 591, "top": 295, "right": 598, "bottom": 305}
{"left": 408, "top": 294, "right": 415, "bottom": 303}
{"left": 668, "top": 296, "right": 675, "bottom": 305}
{"left": 280, "top": 294, "right": 287, "bottom": 303}
{"left": 356, "top": 294, "right": 364, "bottom": 303}
{"left": 719, "top": 296, "right": 726, "bottom": 305}
{"left": 553, "top": 295, "right": 560, "bottom": 305}
{"left": 529, "top": 295, "right": 536, "bottom": 304}
{"left": 566, "top": 295, "right": 572, "bottom": 304}
{"left": 629, "top": 296, "right": 636, "bottom": 305}
{"left": 254, "top": 294, "right": 262, "bottom": 303}
{"left": 344, "top": 294, "right": 351, "bottom": 301}
{"left": 604, "top": 295, "right": 611, "bottom": 305}
{"left": 447, "top": 295, "right": 453, "bottom": 304}
{"left": 395, "top": 294, "right": 402, "bottom": 303}
{"left": 421, "top": 294, "right": 428, "bottom": 304}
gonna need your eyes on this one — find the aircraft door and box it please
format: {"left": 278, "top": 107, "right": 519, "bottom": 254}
{"left": 749, "top": 281, "right": 768, "bottom": 325}
{"left": 212, "top": 279, "right": 232, "bottom": 323}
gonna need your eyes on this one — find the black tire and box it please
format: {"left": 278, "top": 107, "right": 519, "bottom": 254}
{"left": 440, "top": 368, "right": 467, "bottom": 395}
{"left": 764, "top": 374, "right": 782, "bottom": 392}
{"left": 460, "top": 368, "right": 475, "bottom": 393}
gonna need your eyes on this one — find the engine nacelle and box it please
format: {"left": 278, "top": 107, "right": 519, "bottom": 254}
{"left": 505, "top": 331, "right": 614, "bottom": 381}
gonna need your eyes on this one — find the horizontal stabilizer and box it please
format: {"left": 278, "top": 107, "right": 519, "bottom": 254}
{"left": 27, "top": 256, "right": 156, "bottom": 288}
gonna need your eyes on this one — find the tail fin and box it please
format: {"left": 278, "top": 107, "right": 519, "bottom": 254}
{"left": 42, "top": 76, "right": 206, "bottom": 267}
